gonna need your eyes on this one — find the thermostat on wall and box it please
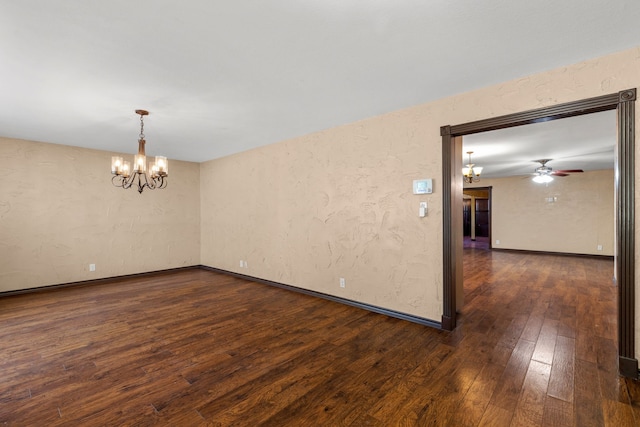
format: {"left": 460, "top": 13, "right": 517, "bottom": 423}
{"left": 413, "top": 179, "right": 433, "bottom": 194}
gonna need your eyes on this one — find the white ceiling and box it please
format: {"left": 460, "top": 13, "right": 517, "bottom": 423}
{"left": 462, "top": 110, "right": 617, "bottom": 179}
{"left": 1, "top": 1, "right": 639, "bottom": 163}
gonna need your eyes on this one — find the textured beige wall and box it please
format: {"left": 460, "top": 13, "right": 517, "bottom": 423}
{"left": 466, "top": 170, "right": 615, "bottom": 256}
{"left": 2, "top": 47, "right": 639, "bottom": 349}
{"left": 201, "top": 46, "right": 640, "bottom": 325}
{"left": 200, "top": 116, "right": 443, "bottom": 318}
{"left": 0, "top": 138, "right": 200, "bottom": 292}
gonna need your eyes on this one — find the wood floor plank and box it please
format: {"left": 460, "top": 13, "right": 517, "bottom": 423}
{"left": 575, "top": 358, "right": 605, "bottom": 426}
{"left": 0, "top": 251, "right": 624, "bottom": 425}
{"left": 602, "top": 398, "right": 636, "bottom": 427}
{"left": 596, "top": 336, "right": 629, "bottom": 403}
{"left": 546, "top": 335, "right": 575, "bottom": 403}
{"left": 449, "top": 352, "right": 509, "bottom": 426}
{"left": 575, "top": 326, "right": 598, "bottom": 365}
{"left": 510, "top": 360, "right": 551, "bottom": 426}
{"left": 542, "top": 395, "right": 574, "bottom": 427}
{"left": 497, "top": 314, "right": 530, "bottom": 350}
{"left": 489, "top": 339, "right": 536, "bottom": 412}
{"left": 520, "top": 313, "right": 544, "bottom": 343}
{"left": 531, "top": 318, "right": 558, "bottom": 365}
{"left": 479, "top": 403, "right": 514, "bottom": 426}
{"left": 557, "top": 304, "right": 577, "bottom": 339}
{"left": 623, "top": 376, "right": 640, "bottom": 425}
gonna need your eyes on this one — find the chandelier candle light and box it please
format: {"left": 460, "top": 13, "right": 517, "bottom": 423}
{"left": 462, "top": 151, "right": 482, "bottom": 184}
{"left": 111, "top": 110, "right": 168, "bottom": 193}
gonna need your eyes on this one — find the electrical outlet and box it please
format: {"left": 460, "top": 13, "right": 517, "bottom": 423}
{"left": 495, "top": 240, "right": 500, "bottom": 245}
{"left": 339, "top": 278, "right": 345, "bottom": 288}
{"left": 597, "top": 245, "right": 603, "bottom": 251}
{"left": 243, "top": 260, "right": 248, "bottom": 268}
{"left": 240, "top": 260, "right": 244, "bottom": 267}
{"left": 89, "top": 264, "right": 96, "bottom": 272}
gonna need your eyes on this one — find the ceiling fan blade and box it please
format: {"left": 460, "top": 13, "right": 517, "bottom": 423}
{"left": 551, "top": 172, "right": 569, "bottom": 177}
{"left": 555, "top": 169, "right": 584, "bottom": 173}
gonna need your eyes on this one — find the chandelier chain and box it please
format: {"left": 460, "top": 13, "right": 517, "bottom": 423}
{"left": 139, "top": 114, "right": 145, "bottom": 140}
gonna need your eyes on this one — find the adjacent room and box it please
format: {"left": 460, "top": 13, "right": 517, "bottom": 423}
{"left": 2, "top": 1, "right": 640, "bottom": 425}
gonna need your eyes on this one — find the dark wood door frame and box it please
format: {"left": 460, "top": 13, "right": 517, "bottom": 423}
{"left": 441, "top": 89, "right": 637, "bottom": 378}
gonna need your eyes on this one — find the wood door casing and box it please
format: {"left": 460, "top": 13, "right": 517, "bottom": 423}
{"left": 441, "top": 89, "right": 637, "bottom": 378}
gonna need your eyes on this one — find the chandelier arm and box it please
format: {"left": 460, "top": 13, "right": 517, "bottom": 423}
{"left": 151, "top": 174, "right": 162, "bottom": 188}
{"left": 146, "top": 172, "right": 158, "bottom": 191}
{"left": 112, "top": 171, "right": 167, "bottom": 192}
{"left": 112, "top": 175, "right": 124, "bottom": 188}
{"left": 124, "top": 173, "right": 136, "bottom": 190}
{"left": 112, "top": 173, "right": 136, "bottom": 190}
{"left": 136, "top": 172, "right": 149, "bottom": 194}
{"left": 157, "top": 176, "right": 167, "bottom": 189}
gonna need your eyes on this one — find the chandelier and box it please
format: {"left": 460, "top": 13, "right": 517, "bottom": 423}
{"left": 111, "top": 110, "right": 168, "bottom": 194}
{"left": 462, "top": 151, "right": 482, "bottom": 184}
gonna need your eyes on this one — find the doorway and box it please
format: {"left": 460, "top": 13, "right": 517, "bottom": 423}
{"left": 463, "top": 187, "right": 491, "bottom": 250}
{"left": 440, "top": 89, "right": 637, "bottom": 378}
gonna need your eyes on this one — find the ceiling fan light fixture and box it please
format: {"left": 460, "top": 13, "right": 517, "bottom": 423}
{"left": 532, "top": 174, "right": 554, "bottom": 184}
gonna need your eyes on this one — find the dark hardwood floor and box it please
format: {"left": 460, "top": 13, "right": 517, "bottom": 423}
{"left": 0, "top": 250, "right": 639, "bottom": 425}
{"left": 463, "top": 236, "right": 490, "bottom": 250}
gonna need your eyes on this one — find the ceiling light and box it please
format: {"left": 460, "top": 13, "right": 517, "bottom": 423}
{"left": 111, "top": 110, "right": 168, "bottom": 193}
{"left": 532, "top": 174, "right": 554, "bottom": 184}
{"left": 462, "top": 151, "right": 483, "bottom": 184}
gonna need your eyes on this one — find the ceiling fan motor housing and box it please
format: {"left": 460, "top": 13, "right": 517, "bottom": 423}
{"left": 535, "top": 165, "right": 552, "bottom": 175}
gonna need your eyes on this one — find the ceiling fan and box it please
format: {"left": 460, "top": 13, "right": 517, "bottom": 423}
{"left": 531, "top": 159, "right": 583, "bottom": 183}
